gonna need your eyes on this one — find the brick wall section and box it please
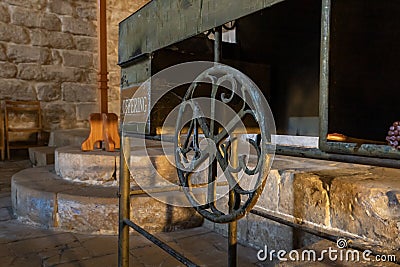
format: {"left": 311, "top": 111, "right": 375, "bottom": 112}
{"left": 0, "top": 0, "right": 149, "bottom": 130}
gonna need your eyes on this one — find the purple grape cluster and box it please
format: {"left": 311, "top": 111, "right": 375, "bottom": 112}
{"left": 386, "top": 121, "right": 400, "bottom": 150}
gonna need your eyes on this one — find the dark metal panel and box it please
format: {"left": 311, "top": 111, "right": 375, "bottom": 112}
{"left": 118, "top": 0, "right": 285, "bottom": 65}
{"left": 118, "top": 0, "right": 202, "bottom": 66}
{"left": 120, "top": 58, "right": 151, "bottom": 134}
{"left": 120, "top": 58, "right": 151, "bottom": 89}
{"left": 200, "top": 0, "right": 282, "bottom": 31}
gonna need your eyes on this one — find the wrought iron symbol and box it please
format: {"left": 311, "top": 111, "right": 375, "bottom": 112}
{"left": 120, "top": 73, "right": 129, "bottom": 88}
{"left": 174, "top": 64, "right": 275, "bottom": 223}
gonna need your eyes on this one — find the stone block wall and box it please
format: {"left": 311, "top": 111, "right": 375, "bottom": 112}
{"left": 0, "top": 0, "right": 149, "bottom": 130}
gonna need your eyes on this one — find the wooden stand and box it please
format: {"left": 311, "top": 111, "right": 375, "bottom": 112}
{"left": 81, "top": 0, "right": 121, "bottom": 152}
{"left": 81, "top": 113, "right": 120, "bottom": 152}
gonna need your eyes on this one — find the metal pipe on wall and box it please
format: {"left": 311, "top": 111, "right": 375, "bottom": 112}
{"left": 97, "top": 0, "right": 108, "bottom": 114}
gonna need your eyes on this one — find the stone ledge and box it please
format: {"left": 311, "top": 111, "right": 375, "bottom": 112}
{"left": 11, "top": 167, "right": 203, "bottom": 234}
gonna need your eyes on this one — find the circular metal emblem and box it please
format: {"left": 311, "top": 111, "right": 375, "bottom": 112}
{"left": 174, "top": 64, "right": 275, "bottom": 223}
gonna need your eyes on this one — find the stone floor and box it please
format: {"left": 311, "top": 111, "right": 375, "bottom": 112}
{"left": 0, "top": 151, "right": 265, "bottom": 267}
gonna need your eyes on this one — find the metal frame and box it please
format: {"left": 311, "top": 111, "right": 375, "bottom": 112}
{"left": 119, "top": 1, "right": 400, "bottom": 266}
{"left": 250, "top": 208, "right": 400, "bottom": 265}
{"left": 215, "top": 26, "right": 237, "bottom": 267}
{"left": 318, "top": 0, "right": 400, "bottom": 161}
{"left": 119, "top": 25, "right": 243, "bottom": 267}
{"left": 118, "top": 0, "right": 400, "bottom": 164}
{"left": 118, "top": 0, "right": 285, "bottom": 66}
{"left": 118, "top": 136, "right": 199, "bottom": 267}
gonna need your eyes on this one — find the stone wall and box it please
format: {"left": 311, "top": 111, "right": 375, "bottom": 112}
{"left": 0, "top": 0, "right": 149, "bottom": 131}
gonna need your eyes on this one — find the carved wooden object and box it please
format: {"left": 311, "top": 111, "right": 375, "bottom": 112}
{"left": 81, "top": 113, "right": 120, "bottom": 152}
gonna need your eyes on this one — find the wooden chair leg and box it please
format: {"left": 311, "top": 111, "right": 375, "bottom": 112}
{"left": 82, "top": 113, "right": 120, "bottom": 152}
{"left": 103, "top": 113, "right": 120, "bottom": 152}
{"left": 81, "top": 113, "right": 104, "bottom": 151}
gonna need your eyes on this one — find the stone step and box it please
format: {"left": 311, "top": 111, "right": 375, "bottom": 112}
{"left": 54, "top": 146, "right": 185, "bottom": 187}
{"left": 55, "top": 146, "right": 119, "bottom": 186}
{"left": 28, "top": 146, "right": 56, "bottom": 167}
{"left": 11, "top": 166, "right": 203, "bottom": 234}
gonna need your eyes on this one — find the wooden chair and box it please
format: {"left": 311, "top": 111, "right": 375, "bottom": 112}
{"left": 4, "top": 100, "right": 43, "bottom": 160}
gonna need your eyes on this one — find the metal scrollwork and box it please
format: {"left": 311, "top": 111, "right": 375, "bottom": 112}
{"left": 120, "top": 73, "right": 129, "bottom": 88}
{"left": 174, "top": 64, "right": 275, "bottom": 223}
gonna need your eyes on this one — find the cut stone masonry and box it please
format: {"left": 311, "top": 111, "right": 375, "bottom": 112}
{"left": 0, "top": 0, "right": 150, "bottom": 130}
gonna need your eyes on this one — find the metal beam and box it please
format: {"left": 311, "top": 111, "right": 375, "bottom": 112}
{"left": 118, "top": 0, "right": 285, "bottom": 65}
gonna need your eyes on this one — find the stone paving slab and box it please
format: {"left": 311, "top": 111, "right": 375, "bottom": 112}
{"left": 0, "top": 220, "right": 263, "bottom": 266}
{"left": 0, "top": 221, "right": 60, "bottom": 244}
{"left": 6, "top": 232, "right": 79, "bottom": 257}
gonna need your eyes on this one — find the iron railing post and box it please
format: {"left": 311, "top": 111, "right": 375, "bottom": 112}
{"left": 118, "top": 135, "right": 130, "bottom": 267}
{"left": 214, "top": 26, "right": 222, "bottom": 64}
{"left": 214, "top": 25, "right": 238, "bottom": 267}
{"left": 229, "top": 134, "right": 238, "bottom": 267}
